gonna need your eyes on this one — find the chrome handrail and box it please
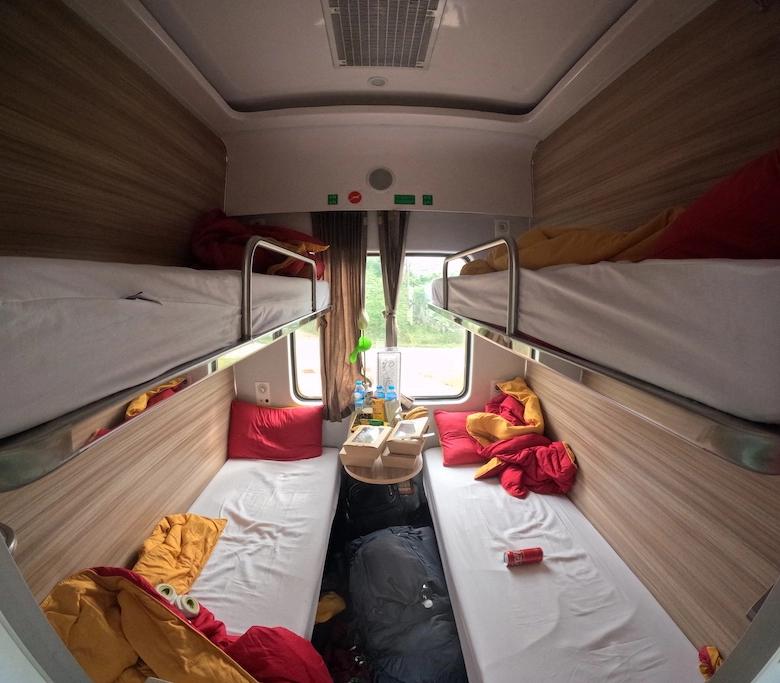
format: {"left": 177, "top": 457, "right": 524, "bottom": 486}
{"left": 242, "top": 237, "right": 317, "bottom": 340}
{"left": 442, "top": 237, "right": 518, "bottom": 334}
{"left": 1, "top": 522, "right": 16, "bottom": 556}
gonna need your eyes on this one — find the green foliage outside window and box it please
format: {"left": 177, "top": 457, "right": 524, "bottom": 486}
{"left": 363, "top": 256, "right": 465, "bottom": 348}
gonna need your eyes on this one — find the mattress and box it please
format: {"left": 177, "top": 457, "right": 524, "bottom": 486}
{"left": 432, "top": 259, "right": 780, "bottom": 422}
{"left": 423, "top": 448, "right": 698, "bottom": 683}
{"left": 188, "top": 450, "right": 341, "bottom": 638}
{"left": 0, "top": 257, "right": 329, "bottom": 438}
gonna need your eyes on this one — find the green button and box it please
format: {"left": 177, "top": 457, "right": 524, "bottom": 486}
{"left": 394, "top": 194, "right": 416, "bottom": 205}
{"left": 327, "top": 193, "right": 338, "bottom": 205}
{"left": 422, "top": 194, "right": 433, "bottom": 206}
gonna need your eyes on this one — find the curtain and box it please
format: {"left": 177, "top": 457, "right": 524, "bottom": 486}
{"left": 312, "top": 211, "right": 367, "bottom": 421}
{"left": 377, "top": 211, "right": 409, "bottom": 347}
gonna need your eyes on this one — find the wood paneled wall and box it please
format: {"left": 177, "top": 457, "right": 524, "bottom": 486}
{"left": 533, "top": 0, "right": 780, "bottom": 229}
{"left": 525, "top": 362, "right": 780, "bottom": 655}
{"left": 0, "top": 369, "right": 235, "bottom": 601}
{"left": 0, "top": 0, "right": 226, "bottom": 265}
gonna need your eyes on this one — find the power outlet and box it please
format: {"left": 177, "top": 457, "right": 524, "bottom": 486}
{"left": 255, "top": 381, "right": 271, "bottom": 405}
{"left": 494, "top": 219, "right": 511, "bottom": 237}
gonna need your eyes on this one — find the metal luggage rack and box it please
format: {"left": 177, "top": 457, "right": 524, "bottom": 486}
{"left": 0, "top": 236, "right": 329, "bottom": 491}
{"left": 431, "top": 238, "right": 780, "bottom": 475}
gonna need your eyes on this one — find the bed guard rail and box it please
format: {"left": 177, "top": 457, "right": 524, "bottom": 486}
{"left": 242, "top": 236, "right": 318, "bottom": 340}
{"left": 1, "top": 522, "right": 16, "bottom": 557}
{"left": 432, "top": 240, "right": 780, "bottom": 475}
{"left": 442, "top": 237, "right": 518, "bottom": 335}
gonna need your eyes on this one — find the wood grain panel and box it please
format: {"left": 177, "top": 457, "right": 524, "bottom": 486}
{"left": 524, "top": 361, "right": 780, "bottom": 654}
{"left": 0, "top": 0, "right": 225, "bottom": 265}
{"left": 533, "top": 0, "right": 780, "bottom": 229}
{"left": 0, "top": 369, "right": 235, "bottom": 601}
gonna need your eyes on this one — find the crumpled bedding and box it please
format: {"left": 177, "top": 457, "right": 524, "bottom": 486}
{"left": 42, "top": 514, "right": 331, "bottom": 683}
{"left": 461, "top": 207, "right": 684, "bottom": 274}
{"left": 466, "top": 379, "right": 577, "bottom": 498}
{"left": 466, "top": 378, "right": 545, "bottom": 446}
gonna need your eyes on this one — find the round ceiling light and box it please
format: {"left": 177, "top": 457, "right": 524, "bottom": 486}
{"left": 368, "top": 167, "right": 394, "bottom": 191}
{"left": 368, "top": 76, "right": 388, "bottom": 87}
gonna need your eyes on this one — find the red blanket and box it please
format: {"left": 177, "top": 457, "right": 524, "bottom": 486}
{"left": 192, "top": 209, "right": 328, "bottom": 279}
{"left": 474, "top": 434, "right": 577, "bottom": 498}
{"left": 469, "top": 385, "right": 577, "bottom": 498}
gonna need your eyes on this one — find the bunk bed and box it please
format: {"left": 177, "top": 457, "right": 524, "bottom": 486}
{"left": 188, "top": 450, "right": 341, "bottom": 639}
{"left": 0, "top": 236, "right": 330, "bottom": 490}
{"left": 430, "top": 238, "right": 780, "bottom": 474}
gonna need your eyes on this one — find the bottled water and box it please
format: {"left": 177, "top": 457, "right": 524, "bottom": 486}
{"left": 353, "top": 379, "right": 365, "bottom": 412}
{"left": 385, "top": 385, "right": 399, "bottom": 423}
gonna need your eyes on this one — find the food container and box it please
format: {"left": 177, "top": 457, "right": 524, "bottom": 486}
{"left": 341, "top": 425, "right": 392, "bottom": 466}
{"left": 380, "top": 449, "right": 419, "bottom": 469}
{"left": 387, "top": 417, "right": 429, "bottom": 456}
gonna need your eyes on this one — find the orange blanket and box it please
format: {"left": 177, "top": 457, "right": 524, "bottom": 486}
{"left": 461, "top": 207, "right": 684, "bottom": 274}
{"left": 466, "top": 378, "right": 544, "bottom": 446}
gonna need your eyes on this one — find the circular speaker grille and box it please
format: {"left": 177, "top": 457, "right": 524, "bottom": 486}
{"left": 368, "top": 167, "right": 394, "bottom": 191}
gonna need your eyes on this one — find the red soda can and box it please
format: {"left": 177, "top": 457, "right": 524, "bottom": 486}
{"left": 504, "top": 547, "right": 543, "bottom": 567}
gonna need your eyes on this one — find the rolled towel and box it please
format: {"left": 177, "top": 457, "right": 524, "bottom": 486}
{"left": 175, "top": 594, "right": 200, "bottom": 619}
{"left": 155, "top": 583, "right": 178, "bottom": 604}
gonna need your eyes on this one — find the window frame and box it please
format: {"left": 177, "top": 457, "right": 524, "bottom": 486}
{"left": 290, "top": 251, "right": 471, "bottom": 402}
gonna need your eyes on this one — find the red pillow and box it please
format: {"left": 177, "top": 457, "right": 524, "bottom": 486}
{"left": 434, "top": 410, "right": 482, "bottom": 467}
{"left": 228, "top": 400, "right": 322, "bottom": 460}
{"left": 648, "top": 148, "right": 780, "bottom": 260}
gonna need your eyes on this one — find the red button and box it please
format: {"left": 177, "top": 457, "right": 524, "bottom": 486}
{"left": 348, "top": 191, "right": 362, "bottom": 204}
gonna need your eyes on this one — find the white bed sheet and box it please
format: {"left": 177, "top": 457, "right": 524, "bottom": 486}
{"left": 432, "top": 259, "right": 780, "bottom": 422}
{"left": 188, "top": 450, "right": 340, "bottom": 638}
{"left": 0, "top": 257, "right": 329, "bottom": 438}
{"left": 423, "top": 448, "right": 698, "bottom": 683}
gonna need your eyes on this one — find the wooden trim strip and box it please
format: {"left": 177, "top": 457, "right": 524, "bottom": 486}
{"left": 0, "top": 369, "right": 235, "bottom": 601}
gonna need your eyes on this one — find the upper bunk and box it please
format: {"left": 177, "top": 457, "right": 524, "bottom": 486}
{"left": 0, "top": 237, "right": 330, "bottom": 491}
{"left": 430, "top": 238, "right": 780, "bottom": 475}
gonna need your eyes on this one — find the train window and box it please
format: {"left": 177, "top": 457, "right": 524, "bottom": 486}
{"left": 292, "top": 255, "right": 470, "bottom": 400}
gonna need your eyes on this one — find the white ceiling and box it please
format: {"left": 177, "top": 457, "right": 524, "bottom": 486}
{"left": 140, "top": 0, "right": 636, "bottom": 114}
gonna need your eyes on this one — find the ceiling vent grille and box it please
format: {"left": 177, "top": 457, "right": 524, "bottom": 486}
{"left": 323, "top": 0, "right": 445, "bottom": 68}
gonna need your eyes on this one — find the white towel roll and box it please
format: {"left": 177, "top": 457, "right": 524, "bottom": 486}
{"left": 175, "top": 594, "right": 200, "bottom": 619}
{"left": 155, "top": 583, "right": 178, "bottom": 603}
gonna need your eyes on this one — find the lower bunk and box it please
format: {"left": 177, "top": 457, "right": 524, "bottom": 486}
{"left": 189, "top": 448, "right": 341, "bottom": 639}
{"left": 423, "top": 446, "right": 698, "bottom": 683}
{"left": 37, "top": 444, "right": 342, "bottom": 681}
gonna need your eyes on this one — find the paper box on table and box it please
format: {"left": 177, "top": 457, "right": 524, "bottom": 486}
{"left": 387, "top": 417, "right": 429, "bottom": 456}
{"left": 341, "top": 425, "right": 392, "bottom": 466}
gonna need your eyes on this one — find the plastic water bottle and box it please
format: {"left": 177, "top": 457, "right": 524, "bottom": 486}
{"left": 375, "top": 385, "right": 385, "bottom": 400}
{"left": 352, "top": 379, "right": 365, "bottom": 412}
{"left": 385, "top": 385, "right": 399, "bottom": 423}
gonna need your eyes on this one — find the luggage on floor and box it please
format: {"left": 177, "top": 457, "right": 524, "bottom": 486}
{"left": 343, "top": 473, "right": 426, "bottom": 537}
{"left": 348, "top": 526, "right": 467, "bottom": 683}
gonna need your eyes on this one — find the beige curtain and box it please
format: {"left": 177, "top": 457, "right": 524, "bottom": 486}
{"left": 312, "top": 211, "right": 367, "bottom": 421}
{"left": 377, "top": 211, "right": 409, "bottom": 347}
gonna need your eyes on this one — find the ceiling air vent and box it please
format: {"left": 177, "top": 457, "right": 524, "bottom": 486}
{"left": 323, "top": 0, "right": 446, "bottom": 68}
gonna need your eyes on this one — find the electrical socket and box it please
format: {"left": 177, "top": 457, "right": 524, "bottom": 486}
{"left": 494, "top": 219, "right": 511, "bottom": 237}
{"left": 255, "top": 381, "right": 271, "bottom": 405}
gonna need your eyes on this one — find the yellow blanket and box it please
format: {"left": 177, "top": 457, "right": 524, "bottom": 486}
{"left": 133, "top": 513, "right": 226, "bottom": 594}
{"left": 461, "top": 207, "right": 684, "bottom": 274}
{"left": 41, "top": 514, "right": 248, "bottom": 683}
{"left": 466, "top": 378, "right": 544, "bottom": 447}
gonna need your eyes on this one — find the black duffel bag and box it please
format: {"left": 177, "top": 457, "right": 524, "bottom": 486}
{"left": 348, "top": 526, "right": 468, "bottom": 683}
